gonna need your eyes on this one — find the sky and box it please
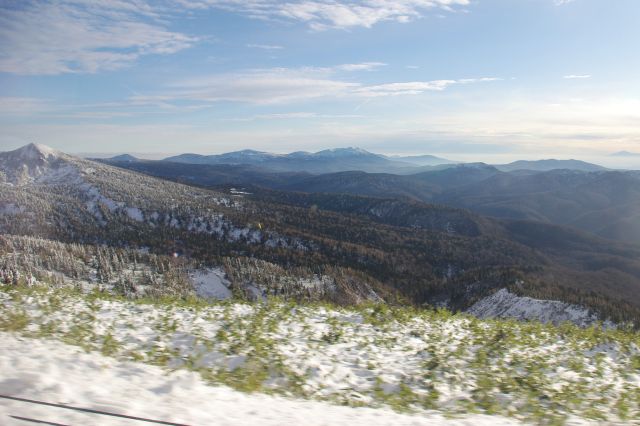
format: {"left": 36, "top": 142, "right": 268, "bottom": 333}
{"left": 0, "top": 0, "right": 639, "bottom": 163}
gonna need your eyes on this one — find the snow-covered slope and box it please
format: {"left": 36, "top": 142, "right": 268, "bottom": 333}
{"left": 0, "top": 333, "right": 522, "bottom": 426}
{"left": 0, "top": 143, "right": 67, "bottom": 184}
{"left": 2, "top": 284, "right": 638, "bottom": 424}
{"left": 466, "top": 288, "right": 608, "bottom": 326}
{"left": 0, "top": 144, "right": 307, "bottom": 254}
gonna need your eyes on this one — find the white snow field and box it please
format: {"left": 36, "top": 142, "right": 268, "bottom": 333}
{"left": 467, "top": 289, "right": 610, "bottom": 327}
{"left": 1, "top": 284, "right": 639, "bottom": 424}
{"left": 0, "top": 333, "right": 520, "bottom": 426}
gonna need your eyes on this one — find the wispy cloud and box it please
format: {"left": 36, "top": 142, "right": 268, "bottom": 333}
{"left": 564, "top": 74, "right": 591, "bottom": 79}
{"left": 227, "top": 112, "right": 364, "bottom": 121}
{"left": 133, "top": 68, "right": 358, "bottom": 105}
{"left": 176, "top": 0, "right": 471, "bottom": 30}
{"left": 246, "top": 43, "right": 284, "bottom": 50}
{"left": 354, "top": 77, "right": 500, "bottom": 97}
{"left": 254, "top": 112, "right": 359, "bottom": 119}
{"left": 355, "top": 80, "right": 457, "bottom": 96}
{"left": 0, "top": 1, "right": 471, "bottom": 76}
{"left": 336, "top": 62, "right": 386, "bottom": 71}
{"left": 0, "top": 1, "right": 197, "bottom": 75}
{"left": 0, "top": 97, "right": 52, "bottom": 114}
{"left": 130, "top": 67, "right": 499, "bottom": 105}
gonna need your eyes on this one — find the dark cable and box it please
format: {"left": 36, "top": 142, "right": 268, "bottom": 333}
{"left": 0, "top": 395, "right": 190, "bottom": 426}
{"left": 9, "top": 414, "right": 69, "bottom": 425}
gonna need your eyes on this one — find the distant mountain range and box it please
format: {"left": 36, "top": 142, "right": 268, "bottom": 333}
{"left": 105, "top": 146, "right": 612, "bottom": 175}
{"left": 163, "top": 147, "right": 425, "bottom": 174}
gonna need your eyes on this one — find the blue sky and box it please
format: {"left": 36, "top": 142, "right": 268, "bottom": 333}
{"left": 0, "top": 0, "right": 639, "bottom": 162}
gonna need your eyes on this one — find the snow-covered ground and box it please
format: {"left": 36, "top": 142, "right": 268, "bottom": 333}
{"left": 1, "top": 285, "right": 638, "bottom": 424}
{"left": 0, "top": 333, "right": 522, "bottom": 426}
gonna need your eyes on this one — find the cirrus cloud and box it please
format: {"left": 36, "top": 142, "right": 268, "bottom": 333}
{"left": 0, "top": 1, "right": 197, "bottom": 75}
{"left": 0, "top": 0, "right": 474, "bottom": 76}
{"left": 563, "top": 74, "right": 591, "bottom": 79}
{"left": 129, "top": 66, "right": 499, "bottom": 105}
{"left": 246, "top": 43, "right": 284, "bottom": 50}
{"left": 176, "top": 0, "right": 471, "bottom": 30}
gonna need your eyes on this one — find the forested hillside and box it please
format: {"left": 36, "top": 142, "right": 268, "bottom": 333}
{"left": 3, "top": 144, "right": 640, "bottom": 325}
{"left": 106, "top": 158, "right": 640, "bottom": 244}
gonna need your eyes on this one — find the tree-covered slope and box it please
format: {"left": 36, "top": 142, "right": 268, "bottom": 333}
{"left": 4, "top": 144, "right": 640, "bottom": 324}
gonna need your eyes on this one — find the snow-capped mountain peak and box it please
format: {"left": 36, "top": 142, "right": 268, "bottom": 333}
{"left": 11, "top": 143, "right": 60, "bottom": 161}
{"left": 0, "top": 143, "right": 68, "bottom": 184}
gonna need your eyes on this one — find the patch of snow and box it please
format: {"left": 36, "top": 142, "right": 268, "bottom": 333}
{"left": 228, "top": 226, "right": 250, "bottom": 241}
{"left": 125, "top": 207, "right": 144, "bottom": 222}
{"left": 31, "top": 143, "right": 59, "bottom": 158}
{"left": 265, "top": 236, "right": 288, "bottom": 248}
{"left": 35, "top": 164, "right": 82, "bottom": 185}
{"left": 368, "top": 289, "right": 382, "bottom": 302}
{"left": 79, "top": 183, "right": 151, "bottom": 225}
{"left": 445, "top": 264, "right": 454, "bottom": 279}
{"left": 211, "top": 196, "right": 237, "bottom": 208}
{"left": 445, "top": 221, "right": 454, "bottom": 234}
{"left": 230, "top": 188, "right": 252, "bottom": 195}
{"left": 297, "top": 275, "right": 335, "bottom": 291}
{"left": 466, "top": 288, "right": 610, "bottom": 327}
{"left": 190, "top": 268, "right": 232, "bottom": 300}
{"left": 82, "top": 184, "right": 119, "bottom": 212}
{"left": 291, "top": 238, "right": 309, "bottom": 251}
{"left": 248, "top": 230, "right": 262, "bottom": 243}
{"left": 368, "top": 206, "right": 385, "bottom": 218}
